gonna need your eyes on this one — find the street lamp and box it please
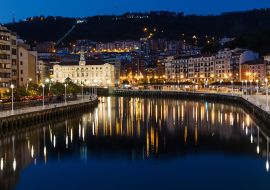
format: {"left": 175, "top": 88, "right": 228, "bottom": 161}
{"left": 265, "top": 78, "right": 269, "bottom": 112}
{"left": 64, "top": 84, "right": 67, "bottom": 105}
{"left": 10, "top": 84, "right": 14, "bottom": 113}
{"left": 26, "top": 78, "right": 32, "bottom": 92}
{"left": 42, "top": 84, "right": 45, "bottom": 109}
{"left": 219, "top": 80, "right": 223, "bottom": 92}
{"left": 45, "top": 78, "right": 52, "bottom": 92}
{"left": 256, "top": 80, "right": 259, "bottom": 105}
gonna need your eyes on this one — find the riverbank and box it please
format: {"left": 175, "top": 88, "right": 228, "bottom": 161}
{"left": 112, "top": 89, "right": 270, "bottom": 132}
{"left": 0, "top": 96, "right": 98, "bottom": 131}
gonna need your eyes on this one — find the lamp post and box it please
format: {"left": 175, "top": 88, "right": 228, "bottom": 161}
{"left": 11, "top": 84, "right": 14, "bottom": 113}
{"left": 42, "top": 84, "right": 45, "bottom": 109}
{"left": 256, "top": 80, "right": 259, "bottom": 105}
{"left": 219, "top": 80, "right": 223, "bottom": 92}
{"left": 64, "top": 84, "right": 67, "bottom": 105}
{"left": 26, "top": 78, "right": 32, "bottom": 92}
{"left": 266, "top": 78, "right": 269, "bottom": 112}
{"left": 45, "top": 78, "right": 52, "bottom": 92}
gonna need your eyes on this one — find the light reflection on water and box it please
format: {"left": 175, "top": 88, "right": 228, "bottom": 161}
{"left": 0, "top": 97, "right": 269, "bottom": 190}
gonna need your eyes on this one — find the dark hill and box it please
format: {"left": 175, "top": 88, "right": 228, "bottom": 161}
{"left": 4, "top": 9, "right": 270, "bottom": 54}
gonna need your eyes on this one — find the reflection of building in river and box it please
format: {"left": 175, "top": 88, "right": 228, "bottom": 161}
{"left": 0, "top": 97, "right": 270, "bottom": 189}
{"left": 0, "top": 128, "right": 41, "bottom": 190}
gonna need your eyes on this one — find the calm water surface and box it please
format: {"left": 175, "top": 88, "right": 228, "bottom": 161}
{"left": 0, "top": 97, "right": 269, "bottom": 190}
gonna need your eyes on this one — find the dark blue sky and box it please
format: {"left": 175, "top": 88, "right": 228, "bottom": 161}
{"left": 1, "top": 0, "right": 270, "bottom": 23}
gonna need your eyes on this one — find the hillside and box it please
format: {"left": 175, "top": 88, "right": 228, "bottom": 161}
{"left": 4, "top": 9, "right": 270, "bottom": 54}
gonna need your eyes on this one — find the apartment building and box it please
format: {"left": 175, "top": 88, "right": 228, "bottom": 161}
{"left": 0, "top": 26, "right": 17, "bottom": 97}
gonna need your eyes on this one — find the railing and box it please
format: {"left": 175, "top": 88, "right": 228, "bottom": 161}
{"left": 0, "top": 95, "right": 98, "bottom": 118}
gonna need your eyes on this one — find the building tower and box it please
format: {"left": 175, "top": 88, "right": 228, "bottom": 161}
{"left": 79, "top": 52, "right": 86, "bottom": 66}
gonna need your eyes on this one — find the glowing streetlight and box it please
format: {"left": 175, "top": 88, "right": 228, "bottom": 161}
{"left": 256, "top": 80, "right": 259, "bottom": 105}
{"left": 10, "top": 84, "right": 15, "bottom": 113}
{"left": 266, "top": 78, "right": 269, "bottom": 112}
{"left": 41, "top": 84, "right": 45, "bottom": 109}
{"left": 26, "top": 78, "right": 32, "bottom": 92}
{"left": 64, "top": 84, "right": 67, "bottom": 105}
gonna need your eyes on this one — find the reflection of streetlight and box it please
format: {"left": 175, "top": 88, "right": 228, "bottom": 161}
{"left": 43, "top": 127, "right": 47, "bottom": 163}
{"left": 11, "top": 84, "right": 14, "bottom": 113}
{"left": 266, "top": 138, "right": 269, "bottom": 172}
{"left": 12, "top": 136, "right": 16, "bottom": 172}
{"left": 257, "top": 127, "right": 260, "bottom": 154}
{"left": 65, "top": 120, "right": 68, "bottom": 149}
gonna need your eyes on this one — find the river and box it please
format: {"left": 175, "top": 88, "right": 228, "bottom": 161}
{"left": 0, "top": 97, "right": 269, "bottom": 190}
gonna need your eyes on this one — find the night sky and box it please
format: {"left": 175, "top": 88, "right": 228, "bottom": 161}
{"left": 1, "top": 0, "right": 270, "bottom": 23}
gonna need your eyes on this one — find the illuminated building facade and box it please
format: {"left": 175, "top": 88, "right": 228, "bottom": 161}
{"left": 240, "top": 60, "right": 267, "bottom": 82}
{"left": 0, "top": 26, "right": 17, "bottom": 96}
{"left": 164, "top": 48, "right": 258, "bottom": 83}
{"left": 53, "top": 53, "right": 116, "bottom": 86}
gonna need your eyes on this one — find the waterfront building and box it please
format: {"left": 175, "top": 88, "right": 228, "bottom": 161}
{"left": 17, "top": 41, "right": 38, "bottom": 86}
{"left": 0, "top": 26, "right": 17, "bottom": 96}
{"left": 37, "top": 59, "right": 55, "bottom": 84}
{"left": 53, "top": 53, "right": 116, "bottom": 87}
{"left": 240, "top": 60, "right": 267, "bottom": 82}
{"left": 164, "top": 48, "right": 258, "bottom": 83}
{"left": 189, "top": 54, "right": 215, "bottom": 83}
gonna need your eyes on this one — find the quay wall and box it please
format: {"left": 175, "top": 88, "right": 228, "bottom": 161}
{"left": 112, "top": 90, "right": 270, "bottom": 132}
{"left": 0, "top": 99, "right": 98, "bottom": 134}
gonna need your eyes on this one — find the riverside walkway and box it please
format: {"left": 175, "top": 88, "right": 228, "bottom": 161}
{"left": 0, "top": 95, "right": 98, "bottom": 119}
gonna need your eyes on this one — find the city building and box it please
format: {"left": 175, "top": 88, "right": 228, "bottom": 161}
{"left": 0, "top": 26, "right": 17, "bottom": 97}
{"left": 240, "top": 60, "right": 267, "bottom": 82}
{"left": 164, "top": 48, "right": 258, "bottom": 84}
{"left": 53, "top": 53, "right": 116, "bottom": 87}
{"left": 17, "top": 40, "right": 38, "bottom": 86}
{"left": 189, "top": 54, "right": 215, "bottom": 83}
{"left": 95, "top": 41, "right": 140, "bottom": 53}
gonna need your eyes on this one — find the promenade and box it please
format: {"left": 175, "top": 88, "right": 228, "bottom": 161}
{"left": 0, "top": 95, "right": 97, "bottom": 119}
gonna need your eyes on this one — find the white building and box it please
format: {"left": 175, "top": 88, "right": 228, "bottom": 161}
{"left": 53, "top": 53, "right": 116, "bottom": 87}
